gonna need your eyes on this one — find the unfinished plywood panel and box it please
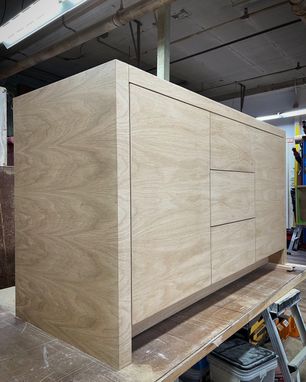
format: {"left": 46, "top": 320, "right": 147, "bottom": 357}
{"left": 128, "top": 66, "right": 284, "bottom": 138}
{"left": 211, "top": 171, "right": 255, "bottom": 226}
{"left": 211, "top": 114, "right": 254, "bottom": 172}
{"left": 130, "top": 84, "right": 211, "bottom": 326}
{"left": 255, "top": 130, "right": 285, "bottom": 260}
{"left": 14, "top": 61, "right": 131, "bottom": 369}
{"left": 0, "top": 166, "right": 14, "bottom": 289}
{"left": 211, "top": 219, "right": 255, "bottom": 283}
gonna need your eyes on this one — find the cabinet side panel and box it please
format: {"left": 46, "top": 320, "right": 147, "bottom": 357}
{"left": 115, "top": 61, "right": 132, "bottom": 367}
{"left": 255, "top": 131, "right": 286, "bottom": 261}
{"left": 14, "top": 61, "right": 130, "bottom": 368}
{"left": 131, "top": 85, "right": 211, "bottom": 325}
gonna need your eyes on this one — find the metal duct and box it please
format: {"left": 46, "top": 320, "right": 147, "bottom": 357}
{"left": 0, "top": 0, "right": 176, "bottom": 80}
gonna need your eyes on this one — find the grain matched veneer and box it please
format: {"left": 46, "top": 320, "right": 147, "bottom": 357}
{"left": 14, "top": 60, "right": 286, "bottom": 369}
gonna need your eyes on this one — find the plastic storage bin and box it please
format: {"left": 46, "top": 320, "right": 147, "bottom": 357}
{"left": 180, "top": 357, "right": 209, "bottom": 381}
{"left": 208, "top": 338, "right": 278, "bottom": 382}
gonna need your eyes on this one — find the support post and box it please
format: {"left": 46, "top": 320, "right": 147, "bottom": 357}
{"left": 240, "top": 83, "right": 246, "bottom": 112}
{"left": 129, "top": 20, "right": 142, "bottom": 68}
{"left": 136, "top": 20, "right": 141, "bottom": 68}
{"left": 157, "top": 4, "right": 171, "bottom": 81}
{"left": 0, "top": 88, "right": 7, "bottom": 166}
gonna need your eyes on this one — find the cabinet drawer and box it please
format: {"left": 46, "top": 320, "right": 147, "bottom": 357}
{"left": 211, "top": 170, "right": 255, "bottom": 226}
{"left": 212, "top": 219, "right": 255, "bottom": 283}
{"left": 211, "top": 114, "right": 254, "bottom": 172}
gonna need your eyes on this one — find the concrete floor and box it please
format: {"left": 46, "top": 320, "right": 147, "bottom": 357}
{"left": 288, "top": 250, "right": 306, "bottom": 266}
{"left": 0, "top": 286, "right": 15, "bottom": 314}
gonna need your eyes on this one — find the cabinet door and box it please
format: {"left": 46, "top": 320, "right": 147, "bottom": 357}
{"left": 255, "top": 130, "right": 285, "bottom": 260}
{"left": 130, "top": 84, "right": 211, "bottom": 326}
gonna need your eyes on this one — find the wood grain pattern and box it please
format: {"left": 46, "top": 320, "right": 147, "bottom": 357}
{"left": 211, "top": 219, "right": 255, "bottom": 283}
{"left": 0, "top": 166, "right": 14, "bottom": 289}
{"left": 211, "top": 170, "right": 255, "bottom": 226}
{"left": 1, "top": 264, "right": 304, "bottom": 382}
{"left": 211, "top": 113, "right": 254, "bottom": 172}
{"left": 14, "top": 60, "right": 131, "bottom": 369}
{"left": 114, "top": 61, "right": 132, "bottom": 366}
{"left": 254, "top": 130, "right": 286, "bottom": 261}
{"left": 128, "top": 65, "right": 285, "bottom": 139}
{"left": 132, "top": 258, "right": 267, "bottom": 337}
{"left": 14, "top": 60, "right": 287, "bottom": 368}
{"left": 130, "top": 84, "right": 211, "bottom": 326}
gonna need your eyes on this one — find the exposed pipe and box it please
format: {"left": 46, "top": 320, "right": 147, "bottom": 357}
{"left": 213, "top": 75, "right": 306, "bottom": 102}
{"left": 141, "top": 1, "right": 288, "bottom": 58}
{"left": 289, "top": 0, "right": 306, "bottom": 21}
{"left": 198, "top": 62, "right": 306, "bottom": 94}
{"left": 0, "top": 0, "right": 176, "bottom": 80}
{"left": 148, "top": 18, "right": 301, "bottom": 71}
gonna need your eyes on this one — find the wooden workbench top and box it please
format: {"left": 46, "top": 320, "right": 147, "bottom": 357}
{"left": 1, "top": 263, "right": 305, "bottom": 382}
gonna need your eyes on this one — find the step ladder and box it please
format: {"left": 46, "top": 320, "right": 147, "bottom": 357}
{"left": 288, "top": 226, "right": 303, "bottom": 255}
{"left": 262, "top": 289, "right": 306, "bottom": 382}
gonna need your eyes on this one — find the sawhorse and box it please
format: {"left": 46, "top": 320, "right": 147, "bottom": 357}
{"left": 263, "top": 289, "right": 306, "bottom": 381}
{"left": 288, "top": 226, "right": 303, "bottom": 255}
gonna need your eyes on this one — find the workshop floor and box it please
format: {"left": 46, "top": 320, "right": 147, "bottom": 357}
{"left": 288, "top": 249, "right": 306, "bottom": 266}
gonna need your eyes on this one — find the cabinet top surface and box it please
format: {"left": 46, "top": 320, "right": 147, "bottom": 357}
{"left": 14, "top": 59, "right": 285, "bottom": 139}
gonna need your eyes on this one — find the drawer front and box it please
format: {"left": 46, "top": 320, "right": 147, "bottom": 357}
{"left": 211, "top": 114, "right": 254, "bottom": 172}
{"left": 212, "top": 219, "right": 255, "bottom": 283}
{"left": 211, "top": 170, "right": 255, "bottom": 226}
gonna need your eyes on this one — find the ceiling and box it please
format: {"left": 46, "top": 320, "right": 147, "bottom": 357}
{"left": 0, "top": 0, "right": 305, "bottom": 101}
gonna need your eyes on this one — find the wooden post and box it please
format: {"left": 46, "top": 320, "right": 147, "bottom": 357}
{"left": 0, "top": 88, "right": 7, "bottom": 166}
{"left": 157, "top": 4, "right": 171, "bottom": 81}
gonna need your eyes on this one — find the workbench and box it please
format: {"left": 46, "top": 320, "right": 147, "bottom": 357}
{"left": 0, "top": 263, "right": 305, "bottom": 382}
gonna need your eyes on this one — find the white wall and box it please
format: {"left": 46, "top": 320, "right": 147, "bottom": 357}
{"left": 222, "top": 84, "right": 306, "bottom": 228}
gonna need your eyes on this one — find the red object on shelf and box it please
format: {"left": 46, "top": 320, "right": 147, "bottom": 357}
{"left": 275, "top": 366, "right": 285, "bottom": 381}
{"left": 7, "top": 136, "right": 14, "bottom": 166}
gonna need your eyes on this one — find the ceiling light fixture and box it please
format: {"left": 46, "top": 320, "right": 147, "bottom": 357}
{"left": 256, "top": 108, "right": 306, "bottom": 121}
{"left": 0, "top": 0, "right": 89, "bottom": 48}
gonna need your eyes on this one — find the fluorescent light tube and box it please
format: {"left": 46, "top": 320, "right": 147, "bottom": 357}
{"left": 256, "top": 108, "right": 306, "bottom": 121}
{"left": 0, "top": 0, "right": 89, "bottom": 48}
{"left": 281, "top": 108, "right": 306, "bottom": 118}
{"left": 257, "top": 114, "right": 280, "bottom": 121}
